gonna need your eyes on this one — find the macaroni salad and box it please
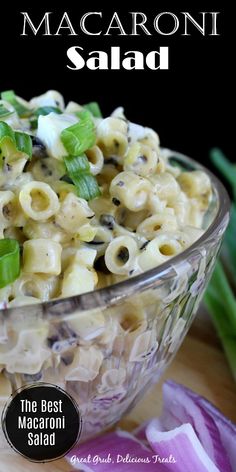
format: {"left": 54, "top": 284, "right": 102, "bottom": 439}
{"left": 0, "top": 90, "right": 212, "bottom": 308}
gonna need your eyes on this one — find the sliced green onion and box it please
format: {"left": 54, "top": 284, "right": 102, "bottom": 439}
{"left": 75, "top": 110, "right": 88, "bottom": 120}
{"left": 61, "top": 110, "right": 96, "bottom": 156}
{"left": 61, "top": 112, "right": 99, "bottom": 200}
{"left": 0, "top": 121, "right": 16, "bottom": 160}
{"left": 15, "top": 131, "right": 32, "bottom": 157}
{"left": 0, "top": 239, "right": 20, "bottom": 289}
{"left": 1, "top": 90, "right": 30, "bottom": 117}
{"left": 83, "top": 102, "right": 102, "bottom": 118}
{"left": 0, "top": 122, "right": 32, "bottom": 162}
{"left": 64, "top": 154, "right": 100, "bottom": 201}
{"left": 64, "top": 154, "right": 90, "bottom": 174}
{"left": 69, "top": 173, "right": 100, "bottom": 201}
{"left": 0, "top": 121, "right": 15, "bottom": 145}
{"left": 0, "top": 104, "right": 13, "bottom": 119}
{"left": 34, "top": 106, "right": 62, "bottom": 117}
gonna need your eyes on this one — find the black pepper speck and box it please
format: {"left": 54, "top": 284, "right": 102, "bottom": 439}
{"left": 99, "top": 214, "right": 115, "bottom": 230}
{"left": 112, "top": 197, "right": 121, "bottom": 206}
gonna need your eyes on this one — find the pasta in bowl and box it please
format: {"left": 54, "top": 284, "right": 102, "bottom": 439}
{"left": 0, "top": 90, "right": 230, "bottom": 440}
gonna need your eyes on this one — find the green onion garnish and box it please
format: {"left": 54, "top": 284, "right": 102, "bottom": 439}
{"left": 0, "top": 122, "right": 32, "bottom": 161}
{"left": 83, "top": 102, "right": 102, "bottom": 118}
{"left": 61, "top": 110, "right": 96, "bottom": 156}
{"left": 34, "top": 106, "right": 62, "bottom": 117}
{"left": 71, "top": 174, "right": 101, "bottom": 201}
{"left": 64, "top": 154, "right": 90, "bottom": 174}
{"left": 64, "top": 154, "right": 100, "bottom": 201}
{"left": 61, "top": 111, "right": 100, "bottom": 200}
{"left": 1, "top": 90, "right": 30, "bottom": 117}
{"left": 0, "top": 121, "right": 15, "bottom": 146}
{"left": 0, "top": 239, "right": 20, "bottom": 289}
{"left": 0, "top": 104, "right": 13, "bottom": 119}
{"left": 0, "top": 121, "right": 16, "bottom": 160}
{"left": 14, "top": 131, "right": 32, "bottom": 157}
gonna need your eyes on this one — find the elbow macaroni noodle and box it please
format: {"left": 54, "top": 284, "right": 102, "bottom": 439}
{"left": 19, "top": 181, "right": 60, "bottom": 221}
{"left": 0, "top": 90, "right": 212, "bottom": 306}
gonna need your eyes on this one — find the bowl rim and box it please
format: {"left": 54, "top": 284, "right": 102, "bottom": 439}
{"left": 1, "top": 149, "right": 230, "bottom": 317}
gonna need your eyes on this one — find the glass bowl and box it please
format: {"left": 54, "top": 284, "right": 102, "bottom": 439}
{"left": 0, "top": 149, "right": 230, "bottom": 441}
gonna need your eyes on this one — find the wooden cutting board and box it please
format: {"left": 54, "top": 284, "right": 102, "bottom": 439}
{"left": 3, "top": 308, "right": 236, "bottom": 472}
